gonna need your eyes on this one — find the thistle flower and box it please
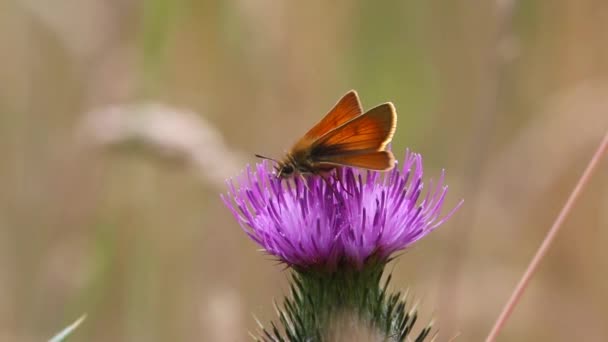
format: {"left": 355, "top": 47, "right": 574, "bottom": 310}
{"left": 222, "top": 150, "right": 461, "bottom": 272}
{"left": 222, "top": 149, "right": 462, "bottom": 341}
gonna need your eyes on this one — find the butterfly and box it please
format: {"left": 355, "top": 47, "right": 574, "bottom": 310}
{"left": 257, "top": 90, "right": 397, "bottom": 179}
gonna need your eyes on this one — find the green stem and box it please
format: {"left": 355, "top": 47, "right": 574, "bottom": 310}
{"left": 256, "top": 263, "right": 432, "bottom": 342}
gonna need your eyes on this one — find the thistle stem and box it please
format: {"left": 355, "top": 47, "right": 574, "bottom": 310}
{"left": 485, "top": 130, "right": 608, "bottom": 342}
{"left": 257, "top": 264, "right": 432, "bottom": 341}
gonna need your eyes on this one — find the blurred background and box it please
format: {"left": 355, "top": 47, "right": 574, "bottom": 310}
{"left": 1, "top": 0, "right": 607, "bottom": 341}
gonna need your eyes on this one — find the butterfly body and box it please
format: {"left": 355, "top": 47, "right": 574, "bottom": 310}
{"left": 266, "top": 90, "right": 397, "bottom": 179}
{"left": 276, "top": 148, "right": 337, "bottom": 178}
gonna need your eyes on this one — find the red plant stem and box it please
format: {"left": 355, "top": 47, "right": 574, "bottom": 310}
{"left": 485, "top": 130, "right": 608, "bottom": 342}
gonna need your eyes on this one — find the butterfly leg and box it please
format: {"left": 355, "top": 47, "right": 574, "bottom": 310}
{"left": 332, "top": 168, "right": 353, "bottom": 196}
{"left": 316, "top": 170, "right": 348, "bottom": 201}
{"left": 298, "top": 173, "right": 311, "bottom": 193}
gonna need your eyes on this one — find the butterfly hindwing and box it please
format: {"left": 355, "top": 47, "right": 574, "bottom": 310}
{"left": 316, "top": 150, "right": 395, "bottom": 170}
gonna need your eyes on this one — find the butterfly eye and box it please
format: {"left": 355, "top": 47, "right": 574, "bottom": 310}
{"left": 281, "top": 165, "right": 294, "bottom": 176}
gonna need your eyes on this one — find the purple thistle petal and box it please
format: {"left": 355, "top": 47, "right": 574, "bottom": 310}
{"left": 222, "top": 151, "right": 462, "bottom": 271}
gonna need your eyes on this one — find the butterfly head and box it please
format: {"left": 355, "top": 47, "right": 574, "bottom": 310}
{"left": 255, "top": 153, "right": 296, "bottom": 179}
{"left": 276, "top": 162, "right": 296, "bottom": 178}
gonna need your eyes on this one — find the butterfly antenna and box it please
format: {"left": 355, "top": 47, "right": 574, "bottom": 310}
{"left": 254, "top": 154, "right": 279, "bottom": 164}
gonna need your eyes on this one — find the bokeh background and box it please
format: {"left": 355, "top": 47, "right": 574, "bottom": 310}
{"left": 2, "top": 0, "right": 608, "bottom": 341}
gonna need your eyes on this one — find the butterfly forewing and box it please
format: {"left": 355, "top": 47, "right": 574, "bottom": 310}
{"left": 311, "top": 103, "right": 396, "bottom": 156}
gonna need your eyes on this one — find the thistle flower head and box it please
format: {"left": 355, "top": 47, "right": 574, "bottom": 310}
{"left": 222, "top": 150, "right": 461, "bottom": 272}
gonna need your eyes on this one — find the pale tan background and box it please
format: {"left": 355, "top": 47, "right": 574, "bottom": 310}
{"left": 1, "top": 0, "right": 607, "bottom": 341}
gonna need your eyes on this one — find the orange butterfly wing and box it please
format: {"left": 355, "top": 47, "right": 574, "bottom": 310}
{"left": 317, "top": 151, "right": 395, "bottom": 170}
{"left": 295, "top": 90, "right": 363, "bottom": 147}
{"left": 283, "top": 92, "right": 396, "bottom": 173}
{"left": 312, "top": 102, "right": 396, "bottom": 154}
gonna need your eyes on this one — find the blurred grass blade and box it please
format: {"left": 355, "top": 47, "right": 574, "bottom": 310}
{"left": 48, "top": 314, "right": 87, "bottom": 342}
